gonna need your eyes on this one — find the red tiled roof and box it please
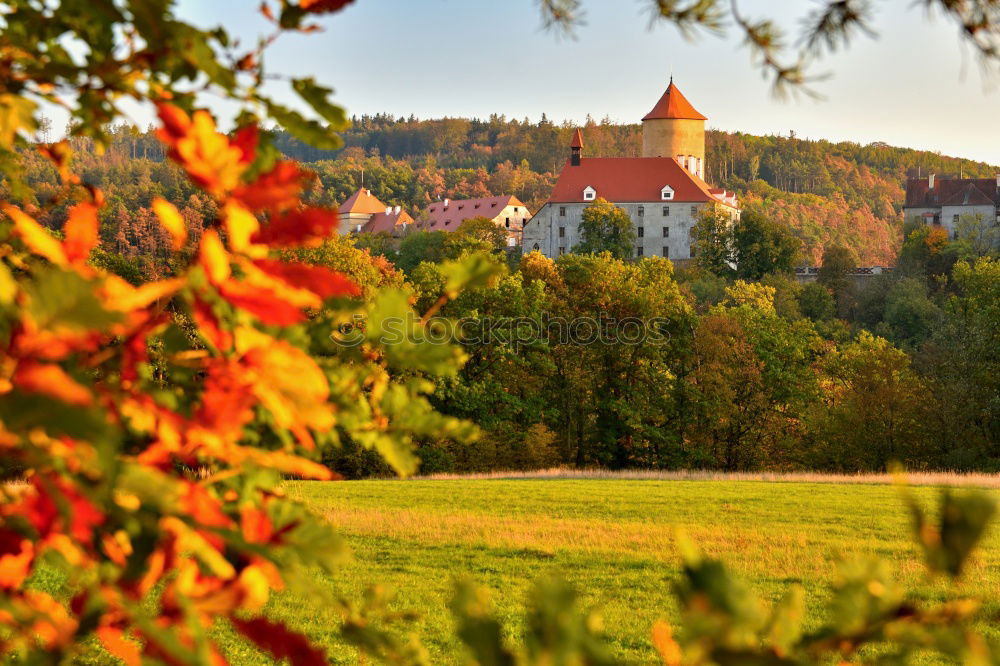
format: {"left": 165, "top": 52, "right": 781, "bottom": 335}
{"left": 338, "top": 188, "right": 388, "bottom": 215}
{"left": 905, "top": 177, "right": 1000, "bottom": 208}
{"left": 418, "top": 195, "right": 526, "bottom": 231}
{"left": 642, "top": 81, "right": 707, "bottom": 122}
{"left": 546, "top": 157, "right": 731, "bottom": 205}
{"left": 570, "top": 128, "right": 584, "bottom": 149}
{"left": 363, "top": 209, "right": 414, "bottom": 234}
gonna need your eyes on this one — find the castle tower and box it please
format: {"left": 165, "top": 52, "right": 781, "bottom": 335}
{"left": 641, "top": 78, "right": 707, "bottom": 179}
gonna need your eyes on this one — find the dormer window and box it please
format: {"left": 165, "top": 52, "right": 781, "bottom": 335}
{"left": 583, "top": 186, "right": 597, "bottom": 201}
{"left": 661, "top": 186, "right": 674, "bottom": 201}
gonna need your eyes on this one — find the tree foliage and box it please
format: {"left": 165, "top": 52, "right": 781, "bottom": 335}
{"left": 573, "top": 198, "right": 637, "bottom": 259}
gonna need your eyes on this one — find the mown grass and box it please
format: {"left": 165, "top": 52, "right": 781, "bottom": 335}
{"left": 219, "top": 478, "right": 1000, "bottom": 664}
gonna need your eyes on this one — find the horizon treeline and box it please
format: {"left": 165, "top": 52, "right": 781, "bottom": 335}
{"left": 11, "top": 114, "right": 998, "bottom": 270}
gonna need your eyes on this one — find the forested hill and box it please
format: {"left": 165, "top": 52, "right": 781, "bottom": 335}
{"left": 12, "top": 116, "right": 998, "bottom": 268}
{"left": 274, "top": 114, "right": 999, "bottom": 264}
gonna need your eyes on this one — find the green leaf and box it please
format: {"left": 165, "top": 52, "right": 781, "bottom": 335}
{"left": 439, "top": 253, "right": 505, "bottom": 300}
{"left": 909, "top": 488, "right": 996, "bottom": 578}
{"left": 263, "top": 98, "right": 342, "bottom": 151}
{"left": 0, "top": 94, "right": 37, "bottom": 148}
{"left": 292, "top": 77, "right": 349, "bottom": 129}
{"left": 524, "top": 577, "right": 618, "bottom": 666}
{"left": 26, "top": 267, "right": 122, "bottom": 331}
{"left": 766, "top": 585, "right": 805, "bottom": 656}
{"left": 451, "top": 580, "right": 516, "bottom": 666}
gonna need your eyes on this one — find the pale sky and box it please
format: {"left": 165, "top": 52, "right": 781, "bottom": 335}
{"left": 171, "top": 1, "right": 999, "bottom": 165}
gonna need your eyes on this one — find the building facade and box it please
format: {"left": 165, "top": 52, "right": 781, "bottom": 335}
{"left": 416, "top": 195, "right": 530, "bottom": 246}
{"left": 903, "top": 174, "right": 1000, "bottom": 240}
{"left": 337, "top": 188, "right": 414, "bottom": 236}
{"left": 523, "top": 80, "right": 738, "bottom": 260}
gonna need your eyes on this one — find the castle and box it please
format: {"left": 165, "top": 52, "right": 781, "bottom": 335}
{"left": 522, "top": 79, "right": 739, "bottom": 260}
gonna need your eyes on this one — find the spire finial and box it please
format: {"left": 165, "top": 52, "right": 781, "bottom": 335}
{"left": 669, "top": 65, "right": 673, "bottom": 86}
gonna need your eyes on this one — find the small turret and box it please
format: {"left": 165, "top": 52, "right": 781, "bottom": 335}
{"left": 570, "top": 128, "right": 584, "bottom": 167}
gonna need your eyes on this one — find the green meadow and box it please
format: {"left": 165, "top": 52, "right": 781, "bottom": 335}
{"left": 218, "top": 478, "right": 1000, "bottom": 664}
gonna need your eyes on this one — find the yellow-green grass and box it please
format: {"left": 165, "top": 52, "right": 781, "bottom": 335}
{"left": 223, "top": 478, "right": 1000, "bottom": 664}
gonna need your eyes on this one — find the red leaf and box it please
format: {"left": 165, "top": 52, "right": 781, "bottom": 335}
{"left": 156, "top": 104, "right": 191, "bottom": 141}
{"left": 252, "top": 259, "right": 360, "bottom": 299}
{"left": 231, "top": 617, "right": 327, "bottom": 666}
{"left": 217, "top": 280, "right": 306, "bottom": 326}
{"left": 233, "top": 161, "right": 311, "bottom": 213}
{"left": 231, "top": 125, "right": 259, "bottom": 165}
{"left": 299, "top": 0, "right": 355, "bottom": 13}
{"left": 250, "top": 208, "right": 338, "bottom": 248}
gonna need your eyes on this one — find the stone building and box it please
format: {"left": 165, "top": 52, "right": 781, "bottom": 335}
{"left": 903, "top": 174, "right": 1000, "bottom": 240}
{"left": 337, "top": 188, "right": 414, "bottom": 236}
{"left": 522, "top": 79, "right": 738, "bottom": 260}
{"left": 416, "top": 195, "right": 530, "bottom": 246}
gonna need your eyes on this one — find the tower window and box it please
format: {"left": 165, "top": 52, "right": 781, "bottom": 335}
{"left": 505, "top": 218, "right": 510, "bottom": 228}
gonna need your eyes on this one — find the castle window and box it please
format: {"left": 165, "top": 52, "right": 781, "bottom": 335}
{"left": 637, "top": 226, "right": 644, "bottom": 238}
{"left": 662, "top": 246, "right": 670, "bottom": 257}
{"left": 533, "top": 243, "right": 540, "bottom": 251}
{"left": 662, "top": 206, "right": 670, "bottom": 216}
{"left": 953, "top": 214, "right": 960, "bottom": 225}
{"left": 661, "top": 186, "right": 674, "bottom": 201}
{"left": 637, "top": 246, "right": 644, "bottom": 257}
{"left": 559, "top": 227, "right": 565, "bottom": 238}
{"left": 558, "top": 247, "right": 566, "bottom": 256}
{"left": 559, "top": 206, "right": 566, "bottom": 217}
{"left": 689, "top": 246, "right": 696, "bottom": 258}
{"left": 505, "top": 217, "right": 510, "bottom": 227}
{"left": 638, "top": 205, "right": 644, "bottom": 217}
{"left": 662, "top": 227, "right": 669, "bottom": 238}
{"left": 690, "top": 206, "right": 698, "bottom": 216}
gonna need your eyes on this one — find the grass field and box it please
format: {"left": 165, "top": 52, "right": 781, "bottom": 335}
{"left": 218, "top": 476, "right": 1000, "bottom": 664}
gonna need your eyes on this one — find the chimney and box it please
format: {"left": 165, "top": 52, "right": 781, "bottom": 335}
{"left": 366, "top": 189, "right": 371, "bottom": 196}
{"left": 394, "top": 205, "right": 401, "bottom": 214}
{"left": 928, "top": 174, "right": 935, "bottom": 190}
{"left": 385, "top": 206, "right": 392, "bottom": 215}
{"left": 570, "top": 128, "right": 584, "bottom": 167}
{"left": 444, "top": 198, "right": 450, "bottom": 208}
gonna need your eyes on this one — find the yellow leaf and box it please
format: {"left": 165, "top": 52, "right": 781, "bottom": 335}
{"left": 222, "top": 201, "right": 262, "bottom": 255}
{"left": 152, "top": 198, "right": 188, "bottom": 251}
{"left": 199, "top": 229, "right": 231, "bottom": 285}
{"left": 2, "top": 204, "right": 67, "bottom": 266}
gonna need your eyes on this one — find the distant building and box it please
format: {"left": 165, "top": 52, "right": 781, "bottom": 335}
{"left": 523, "top": 79, "right": 739, "bottom": 260}
{"left": 903, "top": 174, "right": 1000, "bottom": 239}
{"left": 416, "top": 195, "right": 530, "bottom": 246}
{"left": 337, "top": 188, "right": 414, "bottom": 236}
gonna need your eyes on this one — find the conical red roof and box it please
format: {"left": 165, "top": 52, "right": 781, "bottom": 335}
{"left": 570, "top": 128, "right": 584, "bottom": 149}
{"left": 642, "top": 81, "right": 707, "bottom": 121}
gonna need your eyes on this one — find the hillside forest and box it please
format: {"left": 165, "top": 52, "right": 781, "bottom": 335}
{"left": 5, "top": 117, "right": 1000, "bottom": 476}
{"left": 14, "top": 114, "right": 999, "bottom": 272}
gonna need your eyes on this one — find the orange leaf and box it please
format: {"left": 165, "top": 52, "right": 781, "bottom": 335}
{"left": 13, "top": 361, "right": 93, "bottom": 407}
{"left": 217, "top": 280, "right": 306, "bottom": 326}
{"left": 233, "top": 161, "right": 311, "bottom": 213}
{"left": 3, "top": 204, "right": 68, "bottom": 266}
{"left": 97, "top": 627, "right": 141, "bottom": 666}
{"left": 0, "top": 534, "right": 34, "bottom": 590}
{"left": 151, "top": 198, "right": 188, "bottom": 251}
{"left": 156, "top": 106, "right": 246, "bottom": 197}
{"left": 62, "top": 202, "right": 99, "bottom": 264}
{"left": 230, "top": 617, "right": 328, "bottom": 666}
{"left": 250, "top": 207, "right": 338, "bottom": 248}
{"left": 240, "top": 506, "right": 274, "bottom": 544}
{"left": 199, "top": 230, "right": 231, "bottom": 285}
{"left": 101, "top": 276, "right": 184, "bottom": 312}
{"left": 38, "top": 140, "right": 74, "bottom": 182}
{"left": 252, "top": 259, "right": 361, "bottom": 300}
